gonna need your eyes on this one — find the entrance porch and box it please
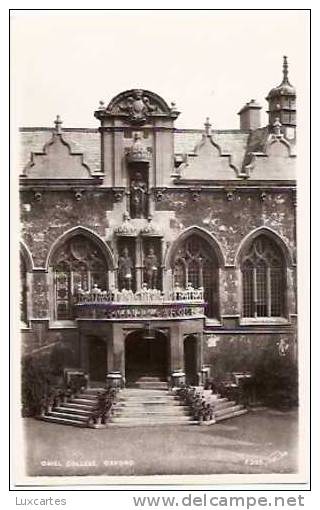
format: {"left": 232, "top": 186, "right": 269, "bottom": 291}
{"left": 77, "top": 318, "right": 204, "bottom": 387}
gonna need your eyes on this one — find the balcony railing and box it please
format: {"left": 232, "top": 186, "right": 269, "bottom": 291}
{"left": 73, "top": 284, "right": 205, "bottom": 320}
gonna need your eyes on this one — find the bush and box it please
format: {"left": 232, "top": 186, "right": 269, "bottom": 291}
{"left": 21, "top": 357, "right": 57, "bottom": 417}
{"left": 252, "top": 355, "right": 298, "bottom": 408}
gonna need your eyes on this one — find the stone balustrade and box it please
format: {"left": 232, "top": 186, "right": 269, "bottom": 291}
{"left": 74, "top": 284, "right": 204, "bottom": 304}
{"left": 73, "top": 284, "right": 205, "bottom": 320}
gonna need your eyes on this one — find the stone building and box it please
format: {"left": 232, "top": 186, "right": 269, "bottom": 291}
{"left": 19, "top": 57, "right": 297, "bottom": 389}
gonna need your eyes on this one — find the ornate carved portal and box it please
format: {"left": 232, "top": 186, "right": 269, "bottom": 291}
{"left": 52, "top": 235, "right": 108, "bottom": 320}
{"left": 172, "top": 235, "right": 219, "bottom": 319}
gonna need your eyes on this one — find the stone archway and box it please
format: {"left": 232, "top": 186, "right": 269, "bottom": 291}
{"left": 125, "top": 330, "right": 168, "bottom": 383}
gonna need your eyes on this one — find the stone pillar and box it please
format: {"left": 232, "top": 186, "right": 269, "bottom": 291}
{"left": 169, "top": 323, "right": 184, "bottom": 374}
{"left": 113, "top": 121, "right": 124, "bottom": 187}
{"left": 111, "top": 324, "right": 125, "bottom": 376}
{"left": 219, "top": 267, "right": 240, "bottom": 323}
{"left": 136, "top": 237, "right": 143, "bottom": 291}
{"left": 79, "top": 332, "right": 89, "bottom": 372}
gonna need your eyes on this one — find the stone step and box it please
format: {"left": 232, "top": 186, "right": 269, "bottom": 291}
{"left": 114, "top": 402, "right": 189, "bottom": 410}
{"left": 215, "top": 409, "right": 248, "bottom": 422}
{"left": 62, "top": 402, "right": 96, "bottom": 410}
{"left": 114, "top": 408, "right": 190, "bottom": 416}
{"left": 120, "top": 389, "right": 169, "bottom": 395}
{"left": 85, "top": 387, "right": 106, "bottom": 393}
{"left": 112, "top": 415, "right": 194, "bottom": 424}
{"left": 211, "top": 400, "right": 237, "bottom": 410}
{"left": 47, "top": 411, "right": 89, "bottom": 422}
{"left": 214, "top": 404, "right": 244, "bottom": 418}
{"left": 108, "top": 420, "right": 199, "bottom": 427}
{"left": 131, "top": 383, "right": 169, "bottom": 390}
{"left": 39, "top": 415, "right": 87, "bottom": 427}
{"left": 72, "top": 397, "right": 99, "bottom": 404}
{"left": 55, "top": 406, "right": 92, "bottom": 416}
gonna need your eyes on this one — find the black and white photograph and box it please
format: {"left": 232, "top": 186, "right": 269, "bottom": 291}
{"left": 11, "top": 9, "right": 309, "bottom": 486}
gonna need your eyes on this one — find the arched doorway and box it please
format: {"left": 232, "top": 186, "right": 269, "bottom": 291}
{"left": 125, "top": 330, "right": 168, "bottom": 383}
{"left": 184, "top": 335, "right": 198, "bottom": 385}
{"left": 88, "top": 336, "right": 108, "bottom": 382}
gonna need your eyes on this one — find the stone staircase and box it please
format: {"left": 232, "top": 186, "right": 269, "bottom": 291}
{"left": 110, "top": 387, "right": 197, "bottom": 426}
{"left": 110, "top": 378, "right": 247, "bottom": 427}
{"left": 38, "top": 379, "right": 247, "bottom": 428}
{"left": 38, "top": 387, "right": 106, "bottom": 427}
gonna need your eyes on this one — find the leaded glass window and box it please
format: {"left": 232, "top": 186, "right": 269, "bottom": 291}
{"left": 241, "top": 235, "right": 285, "bottom": 318}
{"left": 52, "top": 235, "right": 108, "bottom": 320}
{"left": 172, "top": 235, "right": 219, "bottom": 319}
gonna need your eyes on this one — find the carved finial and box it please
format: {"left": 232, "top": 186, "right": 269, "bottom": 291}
{"left": 272, "top": 117, "right": 282, "bottom": 136}
{"left": 54, "top": 115, "right": 63, "bottom": 134}
{"left": 204, "top": 117, "right": 212, "bottom": 136}
{"left": 282, "top": 55, "right": 289, "bottom": 84}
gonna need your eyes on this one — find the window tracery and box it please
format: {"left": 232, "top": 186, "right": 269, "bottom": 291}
{"left": 52, "top": 235, "right": 108, "bottom": 320}
{"left": 241, "top": 235, "right": 285, "bottom": 318}
{"left": 172, "top": 235, "right": 219, "bottom": 319}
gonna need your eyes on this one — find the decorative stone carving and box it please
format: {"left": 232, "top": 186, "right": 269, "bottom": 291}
{"left": 272, "top": 117, "right": 283, "bottom": 137}
{"left": 94, "top": 89, "right": 180, "bottom": 124}
{"left": 126, "top": 132, "right": 151, "bottom": 163}
{"left": 190, "top": 188, "right": 201, "bottom": 202}
{"left": 117, "top": 89, "right": 157, "bottom": 124}
{"left": 154, "top": 188, "right": 166, "bottom": 202}
{"left": 113, "top": 188, "right": 125, "bottom": 202}
{"left": 74, "top": 189, "right": 84, "bottom": 201}
{"left": 260, "top": 191, "right": 267, "bottom": 202}
{"left": 114, "top": 212, "right": 137, "bottom": 237}
{"left": 34, "top": 191, "right": 42, "bottom": 202}
{"left": 140, "top": 216, "right": 162, "bottom": 237}
{"left": 225, "top": 189, "right": 236, "bottom": 201}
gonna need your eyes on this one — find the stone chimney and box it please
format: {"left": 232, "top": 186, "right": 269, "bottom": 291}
{"left": 238, "top": 99, "right": 262, "bottom": 130}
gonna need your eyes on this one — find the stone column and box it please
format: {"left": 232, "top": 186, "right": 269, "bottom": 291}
{"left": 169, "top": 323, "right": 184, "bottom": 374}
{"left": 136, "top": 237, "right": 143, "bottom": 291}
{"left": 79, "top": 331, "right": 90, "bottom": 372}
{"left": 111, "top": 323, "right": 125, "bottom": 376}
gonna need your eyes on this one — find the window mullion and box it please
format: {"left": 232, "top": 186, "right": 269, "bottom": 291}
{"left": 267, "top": 266, "right": 271, "bottom": 317}
{"left": 253, "top": 267, "right": 257, "bottom": 317}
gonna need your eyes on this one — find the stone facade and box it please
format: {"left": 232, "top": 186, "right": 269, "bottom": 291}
{"left": 19, "top": 57, "right": 297, "bottom": 388}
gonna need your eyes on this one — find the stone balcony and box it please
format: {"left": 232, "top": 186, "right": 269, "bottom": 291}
{"left": 73, "top": 285, "right": 205, "bottom": 321}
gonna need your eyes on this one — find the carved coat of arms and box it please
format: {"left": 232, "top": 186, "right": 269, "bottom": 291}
{"left": 118, "top": 90, "right": 157, "bottom": 124}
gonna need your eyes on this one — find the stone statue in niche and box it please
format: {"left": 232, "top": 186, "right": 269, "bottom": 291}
{"left": 130, "top": 171, "right": 148, "bottom": 218}
{"left": 118, "top": 247, "right": 134, "bottom": 290}
{"left": 144, "top": 247, "right": 159, "bottom": 289}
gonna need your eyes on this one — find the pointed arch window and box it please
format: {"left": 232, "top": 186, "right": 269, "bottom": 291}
{"left": 51, "top": 235, "right": 109, "bottom": 320}
{"left": 241, "top": 235, "right": 285, "bottom": 318}
{"left": 172, "top": 234, "right": 219, "bottom": 319}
